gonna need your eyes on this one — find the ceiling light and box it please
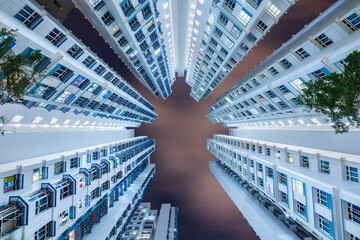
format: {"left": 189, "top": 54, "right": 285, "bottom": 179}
{"left": 32, "top": 117, "right": 43, "bottom": 124}
{"left": 10, "top": 115, "right": 23, "bottom": 123}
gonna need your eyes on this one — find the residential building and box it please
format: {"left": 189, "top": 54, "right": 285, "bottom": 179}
{"left": 185, "top": 0, "right": 295, "bottom": 102}
{"left": 207, "top": 0, "right": 360, "bottom": 128}
{"left": 207, "top": 1, "right": 360, "bottom": 239}
{"left": 0, "top": 134, "right": 156, "bottom": 239}
{"left": 72, "top": 0, "right": 176, "bottom": 99}
{"left": 120, "top": 202, "right": 179, "bottom": 240}
{"left": 120, "top": 202, "right": 157, "bottom": 240}
{"left": 208, "top": 133, "right": 360, "bottom": 240}
{"left": 154, "top": 203, "right": 179, "bottom": 240}
{"left": 0, "top": 0, "right": 157, "bottom": 134}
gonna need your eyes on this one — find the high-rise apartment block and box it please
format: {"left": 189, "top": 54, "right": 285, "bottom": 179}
{"left": 0, "top": 1, "right": 160, "bottom": 240}
{"left": 0, "top": 132, "right": 156, "bottom": 240}
{"left": 207, "top": 1, "right": 360, "bottom": 240}
{"left": 120, "top": 202, "right": 179, "bottom": 240}
{"left": 72, "top": 0, "right": 176, "bottom": 99}
{"left": 0, "top": 0, "right": 157, "bottom": 132}
{"left": 207, "top": 0, "right": 360, "bottom": 128}
{"left": 185, "top": 0, "right": 295, "bottom": 102}
{"left": 153, "top": 203, "right": 179, "bottom": 240}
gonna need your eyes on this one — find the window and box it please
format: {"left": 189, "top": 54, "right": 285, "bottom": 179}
{"left": 82, "top": 56, "right": 96, "bottom": 68}
{"left": 70, "top": 157, "right": 80, "bottom": 169}
{"left": 54, "top": 161, "right": 65, "bottom": 175}
{"left": 320, "top": 160, "right": 330, "bottom": 174}
{"left": 56, "top": 181, "right": 71, "bottom": 200}
{"left": 230, "top": 25, "right": 242, "bottom": 38}
{"left": 110, "top": 25, "right": 121, "bottom": 37}
{"left": 295, "top": 200, "right": 306, "bottom": 217}
{"left": 45, "top": 28, "right": 66, "bottom": 47}
{"left": 142, "top": 4, "right": 152, "bottom": 19}
{"left": 220, "top": 47, "right": 229, "bottom": 56}
{"left": 101, "top": 11, "right": 114, "bottom": 26}
{"left": 314, "top": 33, "right": 333, "bottom": 48}
{"left": 247, "top": 33, "right": 257, "bottom": 43}
{"left": 219, "top": 13, "right": 228, "bottom": 26}
{"left": 34, "top": 222, "right": 51, "bottom": 240}
{"left": 258, "top": 177, "right": 264, "bottom": 187}
{"left": 31, "top": 191, "right": 50, "bottom": 214}
{"left": 91, "top": 188, "right": 99, "bottom": 200}
{"left": 248, "top": 0, "right": 262, "bottom": 8}
{"left": 237, "top": 8, "right": 252, "bottom": 26}
{"left": 334, "top": 59, "right": 348, "bottom": 72}
{"left": 146, "top": 19, "right": 155, "bottom": 31}
{"left": 267, "top": 4, "right": 281, "bottom": 18}
{"left": 60, "top": 208, "right": 70, "bottom": 226}
{"left": 266, "top": 148, "right": 271, "bottom": 156}
{"left": 276, "top": 101, "right": 289, "bottom": 109}
{"left": 266, "top": 167, "right": 273, "bottom": 178}
{"left": 257, "top": 20, "right": 268, "bottom": 32}
{"left": 278, "top": 173, "right": 287, "bottom": 185}
{"left": 346, "top": 166, "right": 359, "bottom": 183}
{"left": 94, "top": 64, "right": 106, "bottom": 76}
{"left": 135, "top": 30, "right": 145, "bottom": 42}
{"left": 289, "top": 78, "right": 307, "bottom": 91}
{"left": 292, "top": 179, "right": 304, "bottom": 195}
{"left": 67, "top": 44, "right": 83, "bottom": 59}
{"left": 264, "top": 90, "right": 276, "bottom": 98}
{"left": 224, "top": 0, "right": 236, "bottom": 12}
{"left": 214, "top": 27, "right": 223, "bottom": 38}
{"left": 121, "top": 0, "right": 134, "bottom": 17}
{"left": 276, "top": 85, "right": 290, "bottom": 95}
{"left": 118, "top": 36, "right": 128, "bottom": 47}
{"left": 315, "top": 189, "right": 328, "bottom": 207}
{"left": 279, "top": 190, "right": 287, "bottom": 204}
{"left": 129, "top": 17, "right": 140, "bottom": 31}
{"left": 295, "top": 47, "right": 310, "bottom": 60}
{"left": 33, "top": 168, "right": 43, "bottom": 182}
{"left": 3, "top": 174, "right": 21, "bottom": 193}
{"left": 316, "top": 214, "right": 331, "bottom": 234}
{"left": 346, "top": 202, "right": 360, "bottom": 224}
{"left": 268, "top": 66, "right": 279, "bottom": 75}
{"left": 286, "top": 153, "right": 294, "bottom": 163}
{"left": 279, "top": 58, "right": 292, "bottom": 69}
{"left": 309, "top": 68, "right": 329, "bottom": 80}
{"left": 71, "top": 75, "right": 90, "bottom": 89}
{"left": 14, "top": 5, "right": 42, "bottom": 30}
{"left": 52, "top": 65, "right": 73, "bottom": 82}
{"left": 300, "top": 155, "right": 309, "bottom": 168}
{"left": 257, "top": 163, "right": 263, "bottom": 172}
{"left": 342, "top": 12, "right": 360, "bottom": 32}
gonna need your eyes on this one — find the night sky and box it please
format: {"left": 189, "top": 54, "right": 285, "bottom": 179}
{"left": 63, "top": 1, "right": 336, "bottom": 239}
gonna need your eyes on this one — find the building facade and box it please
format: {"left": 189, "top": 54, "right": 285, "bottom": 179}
{"left": 185, "top": 0, "right": 295, "bottom": 102}
{"left": 153, "top": 203, "right": 179, "bottom": 240}
{"left": 0, "top": 0, "right": 157, "bottom": 133}
{"left": 207, "top": 0, "right": 360, "bottom": 128}
{"left": 120, "top": 202, "right": 157, "bottom": 239}
{"left": 207, "top": 1, "right": 360, "bottom": 240}
{"left": 0, "top": 134, "right": 156, "bottom": 240}
{"left": 72, "top": 0, "right": 176, "bottom": 99}
{"left": 208, "top": 133, "right": 360, "bottom": 240}
{"left": 120, "top": 202, "right": 179, "bottom": 240}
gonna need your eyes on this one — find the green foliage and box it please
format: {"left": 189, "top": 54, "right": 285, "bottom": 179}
{"left": 0, "top": 28, "right": 44, "bottom": 136}
{"left": 300, "top": 50, "right": 360, "bottom": 134}
{"left": 0, "top": 27, "right": 43, "bottom": 103}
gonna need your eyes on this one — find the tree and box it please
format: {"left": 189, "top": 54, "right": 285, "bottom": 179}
{"left": 300, "top": 50, "right": 360, "bottom": 134}
{"left": 0, "top": 28, "right": 43, "bottom": 135}
{"left": 0, "top": 28, "right": 43, "bottom": 103}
